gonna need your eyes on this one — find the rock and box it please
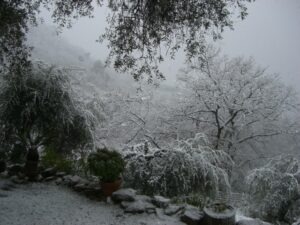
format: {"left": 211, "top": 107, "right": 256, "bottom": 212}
{"left": 41, "top": 167, "right": 57, "bottom": 178}
{"left": 236, "top": 219, "right": 273, "bottom": 225}
{"left": 7, "top": 164, "right": 23, "bottom": 176}
{"left": 284, "top": 199, "right": 300, "bottom": 224}
{"left": 124, "top": 200, "right": 156, "bottom": 214}
{"left": 10, "top": 175, "right": 25, "bottom": 184}
{"left": 56, "top": 172, "right": 67, "bottom": 177}
{"left": 62, "top": 175, "right": 83, "bottom": 186}
{"left": 55, "top": 178, "right": 63, "bottom": 185}
{"left": 164, "top": 204, "right": 184, "bottom": 216}
{"left": 111, "top": 188, "right": 136, "bottom": 203}
{"left": 180, "top": 208, "right": 204, "bottom": 225}
{"left": 73, "top": 183, "right": 87, "bottom": 192}
{"left": 134, "top": 195, "right": 152, "bottom": 202}
{"left": 152, "top": 195, "right": 171, "bottom": 208}
{"left": 44, "top": 176, "right": 56, "bottom": 182}
{"left": 120, "top": 201, "right": 131, "bottom": 209}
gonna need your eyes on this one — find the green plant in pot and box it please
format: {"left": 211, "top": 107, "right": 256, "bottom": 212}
{"left": 88, "top": 147, "right": 125, "bottom": 196}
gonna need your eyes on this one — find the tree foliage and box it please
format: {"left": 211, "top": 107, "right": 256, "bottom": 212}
{"left": 1, "top": 0, "right": 253, "bottom": 80}
{"left": 0, "top": 62, "right": 97, "bottom": 155}
{"left": 177, "top": 47, "right": 299, "bottom": 158}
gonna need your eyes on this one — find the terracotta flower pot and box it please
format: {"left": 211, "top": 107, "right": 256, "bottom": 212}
{"left": 101, "top": 178, "right": 122, "bottom": 196}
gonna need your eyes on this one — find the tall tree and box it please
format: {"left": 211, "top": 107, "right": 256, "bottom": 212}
{"left": 0, "top": 0, "right": 253, "bottom": 80}
{"left": 176, "top": 47, "right": 299, "bottom": 159}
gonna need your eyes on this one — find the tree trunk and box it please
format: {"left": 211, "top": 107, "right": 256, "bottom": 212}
{"left": 24, "top": 147, "right": 39, "bottom": 181}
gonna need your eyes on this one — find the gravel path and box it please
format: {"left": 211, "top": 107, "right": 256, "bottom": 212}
{"left": 0, "top": 179, "right": 183, "bottom": 225}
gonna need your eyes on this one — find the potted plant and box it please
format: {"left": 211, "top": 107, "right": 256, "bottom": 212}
{"left": 88, "top": 147, "right": 125, "bottom": 196}
{"left": 203, "top": 202, "right": 236, "bottom": 225}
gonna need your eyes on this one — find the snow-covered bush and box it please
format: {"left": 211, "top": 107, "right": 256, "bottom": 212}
{"left": 246, "top": 155, "right": 300, "bottom": 222}
{"left": 123, "top": 133, "right": 233, "bottom": 197}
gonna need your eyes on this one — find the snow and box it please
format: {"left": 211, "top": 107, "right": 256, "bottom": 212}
{"left": 0, "top": 179, "right": 184, "bottom": 225}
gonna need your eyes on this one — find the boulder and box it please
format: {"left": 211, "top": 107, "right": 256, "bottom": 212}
{"left": 41, "top": 167, "right": 57, "bottom": 178}
{"left": 284, "top": 199, "right": 300, "bottom": 224}
{"left": 181, "top": 207, "right": 204, "bottom": 225}
{"left": 164, "top": 204, "right": 184, "bottom": 216}
{"left": 111, "top": 188, "right": 136, "bottom": 203}
{"left": 124, "top": 200, "right": 156, "bottom": 214}
{"left": 236, "top": 219, "right": 273, "bottom": 225}
{"left": 152, "top": 195, "right": 171, "bottom": 208}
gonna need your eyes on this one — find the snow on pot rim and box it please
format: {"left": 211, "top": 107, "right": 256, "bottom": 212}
{"left": 203, "top": 203, "right": 236, "bottom": 219}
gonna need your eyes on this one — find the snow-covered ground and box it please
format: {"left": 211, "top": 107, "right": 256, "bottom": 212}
{"left": 0, "top": 179, "right": 183, "bottom": 225}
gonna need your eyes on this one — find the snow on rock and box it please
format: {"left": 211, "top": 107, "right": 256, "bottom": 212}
{"left": 0, "top": 179, "right": 185, "bottom": 225}
{"left": 124, "top": 200, "right": 156, "bottom": 214}
{"left": 111, "top": 188, "right": 136, "bottom": 203}
{"left": 152, "top": 196, "right": 171, "bottom": 208}
{"left": 180, "top": 207, "right": 204, "bottom": 225}
{"left": 164, "top": 205, "right": 184, "bottom": 216}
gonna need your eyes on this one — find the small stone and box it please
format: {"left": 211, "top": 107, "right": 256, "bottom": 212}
{"left": 56, "top": 172, "right": 67, "bottom": 177}
{"left": 44, "top": 176, "right": 56, "bottom": 182}
{"left": 164, "top": 204, "right": 184, "bottom": 216}
{"left": 10, "top": 176, "right": 25, "bottom": 184}
{"left": 134, "top": 195, "right": 152, "bottom": 202}
{"left": 55, "top": 178, "right": 63, "bottom": 185}
{"left": 41, "top": 167, "right": 57, "bottom": 178}
{"left": 180, "top": 208, "right": 204, "bottom": 225}
{"left": 120, "top": 201, "right": 131, "bottom": 209}
{"left": 111, "top": 188, "right": 136, "bottom": 203}
{"left": 69, "top": 175, "right": 82, "bottom": 186}
{"left": 152, "top": 195, "right": 171, "bottom": 208}
{"left": 124, "top": 200, "right": 156, "bottom": 214}
{"left": 73, "top": 183, "right": 87, "bottom": 192}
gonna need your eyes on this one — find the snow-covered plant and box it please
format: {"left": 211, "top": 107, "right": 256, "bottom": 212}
{"left": 123, "top": 133, "right": 233, "bottom": 197}
{"left": 0, "top": 61, "right": 100, "bottom": 156}
{"left": 246, "top": 155, "right": 300, "bottom": 222}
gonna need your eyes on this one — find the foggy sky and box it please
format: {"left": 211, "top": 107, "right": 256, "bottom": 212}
{"left": 42, "top": 0, "right": 300, "bottom": 87}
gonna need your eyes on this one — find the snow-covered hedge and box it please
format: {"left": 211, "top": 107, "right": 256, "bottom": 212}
{"left": 123, "top": 133, "right": 233, "bottom": 197}
{"left": 246, "top": 155, "right": 300, "bottom": 222}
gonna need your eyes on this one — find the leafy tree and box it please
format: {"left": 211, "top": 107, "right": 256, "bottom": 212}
{"left": 0, "top": 62, "right": 97, "bottom": 163}
{"left": 176, "top": 47, "right": 299, "bottom": 159}
{"left": 1, "top": 0, "right": 253, "bottom": 80}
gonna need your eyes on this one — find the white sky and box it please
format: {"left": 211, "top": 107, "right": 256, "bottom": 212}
{"left": 43, "top": 0, "right": 300, "bottom": 87}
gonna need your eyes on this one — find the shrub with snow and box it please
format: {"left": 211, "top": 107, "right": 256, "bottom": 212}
{"left": 246, "top": 155, "right": 300, "bottom": 222}
{"left": 123, "top": 133, "right": 233, "bottom": 197}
